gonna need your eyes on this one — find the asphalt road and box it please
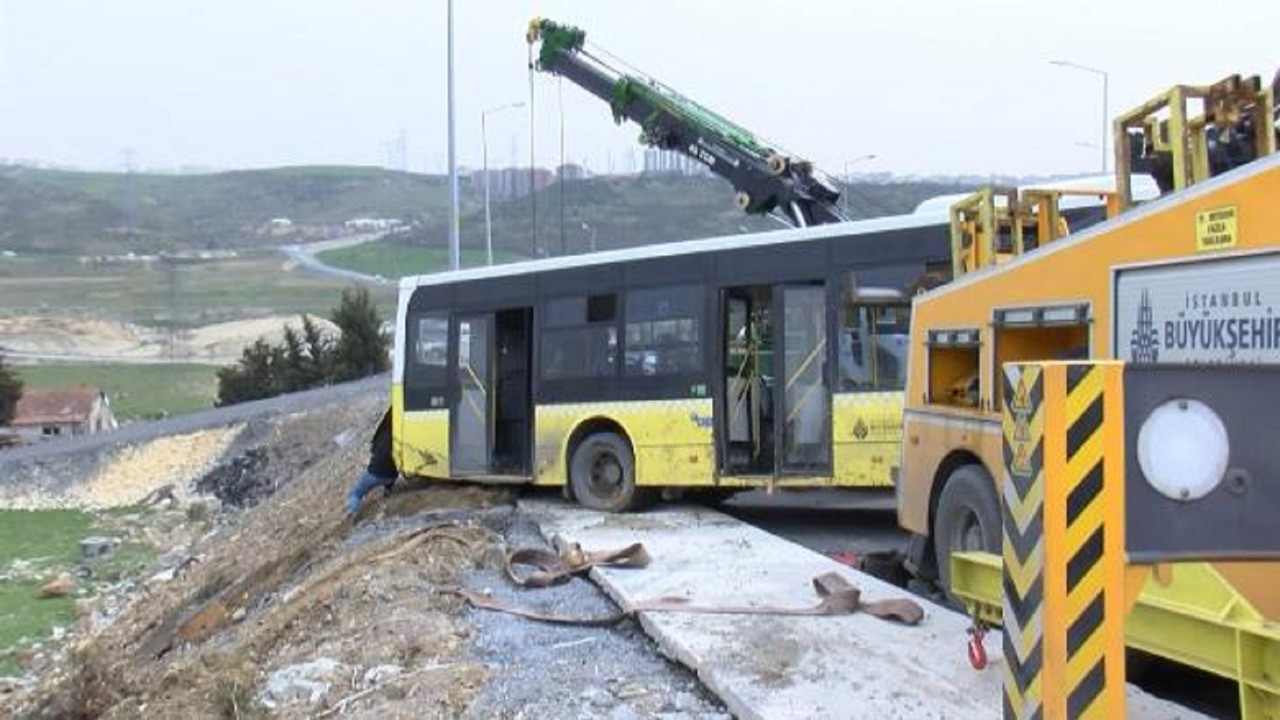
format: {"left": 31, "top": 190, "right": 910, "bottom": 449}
{"left": 721, "top": 488, "right": 907, "bottom": 557}
{"left": 280, "top": 233, "right": 394, "bottom": 287}
{"left": 0, "top": 375, "right": 387, "bottom": 471}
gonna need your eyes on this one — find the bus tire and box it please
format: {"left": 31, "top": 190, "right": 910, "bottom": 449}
{"left": 569, "top": 432, "right": 646, "bottom": 512}
{"left": 933, "top": 464, "right": 1000, "bottom": 599}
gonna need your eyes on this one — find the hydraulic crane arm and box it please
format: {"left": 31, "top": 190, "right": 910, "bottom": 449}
{"left": 527, "top": 18, "right": 848, "bottom": 228}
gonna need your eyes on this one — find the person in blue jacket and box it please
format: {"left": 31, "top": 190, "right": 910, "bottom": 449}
{"left": 347, "top": 410, "right": 398, "bottom": 514}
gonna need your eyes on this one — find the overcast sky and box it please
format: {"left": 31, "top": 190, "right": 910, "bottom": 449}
{"left": 1, "top": 1, "right": 1276, "bottom": 177}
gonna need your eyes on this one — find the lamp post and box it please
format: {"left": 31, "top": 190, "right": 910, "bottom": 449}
{"left": 1050, "top": 59, "right": 1109, "bottom": 174}
{"left": 482, "top": 101, "right": 526, "bottom": 266}
{"left": 841, "top": 154, "right": 876, "bottom": 215}
{"left": 446, "top": 0, "right": 460, "bottom": 271}
{"left": 843, "top": 154, "right": 877, "bottom": 182}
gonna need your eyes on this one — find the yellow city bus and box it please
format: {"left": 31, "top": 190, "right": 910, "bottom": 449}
{"left": 389, "top": 217, "right": 964, "bottom": 510}
{"left": 898, "top": 74, "right": 1280, "bottom": 707}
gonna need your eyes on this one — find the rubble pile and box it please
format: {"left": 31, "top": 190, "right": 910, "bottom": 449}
{"left": 194, "top": 447, "right": 273, "bottom": 508}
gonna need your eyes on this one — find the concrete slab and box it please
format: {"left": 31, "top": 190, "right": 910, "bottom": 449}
{"left": 521, "top": 499, "right": 1210, "bottom": 720}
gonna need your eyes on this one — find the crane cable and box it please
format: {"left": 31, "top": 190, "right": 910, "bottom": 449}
{"left": 527, "top": 39, "right": 538, "bottom": 255}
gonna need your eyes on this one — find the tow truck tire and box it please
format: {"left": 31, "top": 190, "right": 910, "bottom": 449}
{"left": 933, "top": 464, "right": 1000, "bottom": 599}
{"left": 569, "top": 432, "right": 647, "bottom": 513}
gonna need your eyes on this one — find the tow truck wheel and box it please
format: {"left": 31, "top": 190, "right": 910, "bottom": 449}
{"left": 569, "top": 432, "right": 647, "bottom": 512}
{"left": 933, "top": 464, "right": 1000, "bottom": 600}
{"left": 767, "top": 154, "right": 789, "bottom": 176}
{"left": 735, "top": 191, "right": 752, "bottom": 211}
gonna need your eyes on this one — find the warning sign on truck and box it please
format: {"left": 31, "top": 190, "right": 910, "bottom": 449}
{"left": 1195, "top": 205, "right": 1238, "bottom": 252}
{"left": 1116, "top": 251, "right": 1280, "bottom": 365}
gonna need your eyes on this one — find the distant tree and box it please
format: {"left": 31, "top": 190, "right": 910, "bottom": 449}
{"left": 281, "top": 314, "right": 331, "bottom": 392}
{"left": 0, "top": 353, "right": 22, "bottom": 426}
{"left": 328, "top": 287, "right": 389, "bottom": 382}
{"left": 215, "top": 338, "right": 286, "bottom": 406}
{"left": 215, "top": 287, "right": 388, "bottom": 407}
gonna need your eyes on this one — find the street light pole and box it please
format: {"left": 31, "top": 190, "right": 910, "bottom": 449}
{"left": 843, "top": 154, "right": 877, "bottom": 182}
{"left": 482, "top": 101, "right": 526, "bottom": 266}
{"left": 841, "top": 154, "right": 876, "bottom": 215}
{"left": 1050, "top": 60, "right": 1110, "bottom": 174}
{"left": 446, "top": 0, "right": 460, "bottom": 271}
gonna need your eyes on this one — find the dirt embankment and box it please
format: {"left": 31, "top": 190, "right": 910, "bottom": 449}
{"left": 3, "top": 388, "right": 727, "bottom": 719}
{"left": 0, "top": 315, "right": 340, "bottom": 365}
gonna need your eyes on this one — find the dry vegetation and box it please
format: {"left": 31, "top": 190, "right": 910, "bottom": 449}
{"left": 2, "top": 393, "right": 522, "bottom": 719}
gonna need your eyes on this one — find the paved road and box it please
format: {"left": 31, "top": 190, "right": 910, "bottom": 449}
{"left": 280, "top": 233, "right": 394, "bottom": 287}
{"left": 0, "top": 375, "right": 386, "bottom": 471}
{"left": 3, "top": 351, "right": 224, "bottom": 366}
{"left": 722, "top": 488, "right": 907, "bottom": 557}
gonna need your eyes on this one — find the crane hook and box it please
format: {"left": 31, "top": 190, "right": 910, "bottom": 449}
{"left": 966, "top": 620, "right": 989, "bottom": 670}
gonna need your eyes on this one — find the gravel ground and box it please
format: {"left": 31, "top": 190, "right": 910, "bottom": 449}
{"left": 341, "top": 502, "right": 729, "bottom": 720}
{"left": 457, "top": 511, "right": 728, "bottom": 720}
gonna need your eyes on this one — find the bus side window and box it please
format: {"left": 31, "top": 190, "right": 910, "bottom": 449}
{"left": 540, "top": 293, "right": 618, "bottom": 380}
{"left": 414, "top": 313, "right": 449, "bottom": 367}
{"left": 404, "top": 310, "right": 449, "bottom": 410}
{"left": 838, "top": 304, "right": 910, "bottom": 392}
{"left": 625, "top": 285, "right": 702, "bottom": 376}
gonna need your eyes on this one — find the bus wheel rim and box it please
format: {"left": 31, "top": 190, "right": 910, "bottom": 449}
{"left": 589, "top": 452, "right": 623, "bottom": 495}
{"left": 956, "top": 510, "right": 983, "bottom": 551}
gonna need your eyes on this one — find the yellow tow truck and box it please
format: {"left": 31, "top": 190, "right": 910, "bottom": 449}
{"left": 898, "top": 73, "right": 1280, "bottom": 716}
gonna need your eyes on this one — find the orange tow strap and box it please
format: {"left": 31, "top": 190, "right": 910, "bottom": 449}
{"left": 632, "top": 571, "right": 924, "bottom": 625}
{"left": 448, "top": 543, "right": 925, "bottom": 627}
{"left": 504, "top": 542, "right": 651, "bottom": 587}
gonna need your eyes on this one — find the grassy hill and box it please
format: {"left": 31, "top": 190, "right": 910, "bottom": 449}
{"left": 2, "top": 163, "right": 972, "bottom": 263}
{"left": 391, "top": 173, "right": 975, "bottom": 266}
{"left": 0, "top": 165, "right": 460, "bottom": 254}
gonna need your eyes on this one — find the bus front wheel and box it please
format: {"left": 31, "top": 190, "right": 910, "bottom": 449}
{"left": 933, "top": 464, "right": 1000, "bottom": 599}
{"left": 569, "top": 432, "right": 646, "bottom": 512}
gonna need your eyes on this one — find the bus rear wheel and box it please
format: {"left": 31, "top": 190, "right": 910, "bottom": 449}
{"left": 933, "top": 464, "right": 1000, "bottom": 600}
{"left": 569, "top": 432, "right": 646, "bottom": 512}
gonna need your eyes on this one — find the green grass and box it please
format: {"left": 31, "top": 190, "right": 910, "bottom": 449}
{"left": 0, "top": 252, "right": 396, "bottom": 326}
{"left": 401, "top": 175, "right": 977, "bottom": 256}
{"left": 1, "top": 164, "right": 466, "bottom": 255}
{"left": 15, "top": 363, "right": 219, "bottom": 421}
{"left": 317, "top": 241, "right": 527, "bottom": 279}
{"left": 0, "top": 509, "right": 155, "bottom": 675}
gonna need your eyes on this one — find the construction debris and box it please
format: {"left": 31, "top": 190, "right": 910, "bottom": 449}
{"left": 79, "top": 537, "right": 119, "bottom": 560}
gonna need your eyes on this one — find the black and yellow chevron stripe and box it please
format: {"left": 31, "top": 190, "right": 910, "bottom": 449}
{"left": 1002, "top": 365, "right": 1045, "bottom": 720}
{"left": 1059, "top": 364, "right": 1117, "bottom": 719}
{"left": 1003, "top": 361, "right": 1126, "bottom": 720}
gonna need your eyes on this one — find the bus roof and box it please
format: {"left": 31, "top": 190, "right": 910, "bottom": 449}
{"left": 399, "top": 206, "right": 954, "bottom": 291}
